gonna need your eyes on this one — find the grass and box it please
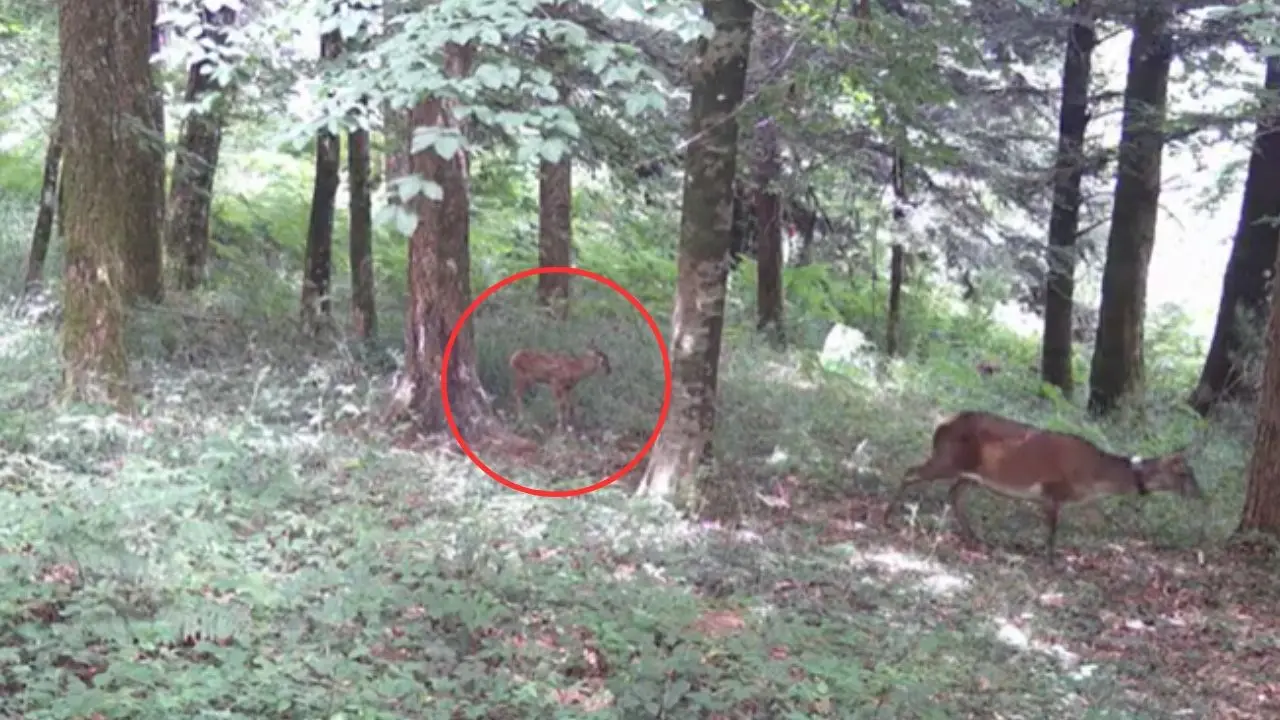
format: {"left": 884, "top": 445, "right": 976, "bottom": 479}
{"left": 0, "top": 157, "right": 1278, "bottom": 718}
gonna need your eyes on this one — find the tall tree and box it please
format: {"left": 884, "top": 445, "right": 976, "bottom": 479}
{"left": 301, "top": 21, "right": 343, "bottom": 329}
{"left": 164, "top": 3, "right": 236, "bottom": 291}
{"left": 1087, "top": 1, "right": 1174, "bottom": 416}
{"left": 536, "top": 41, "right": 572, "bottom": 318}
{"left": 59, "top": 0, "right": 157, "bottom": 410}
{"left": 386, "top": 41, "right": 492, "bottom": 437}
{"left": 886, "top": 147, "right": 910, "bottom": 357}
{"left": 753, "top": 116, "right": 784, "bottom": 345}
{"left": 1240, "top": 240, "right": 1280, "bottom": 537}
{"left": 1040, "top": 0, "right": 1097, "bottom": 397}
{"left": 636, "top": 0, "right": 754, "bottom": 506}
{"left": 24, "top": 100, "right": 63, "bottom": 292}
{"left": 119, "top": 0, "right": 166, "bottom": 303}
{"left": 1190, "top": 56, "right": 1280, "bottom": 416}
{"left": 350, "top": 97, "right": 377, "bottom": 340}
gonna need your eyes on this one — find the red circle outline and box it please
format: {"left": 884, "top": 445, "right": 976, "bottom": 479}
{"left": 440, "top": 266, "right": 673, "bottom": 498}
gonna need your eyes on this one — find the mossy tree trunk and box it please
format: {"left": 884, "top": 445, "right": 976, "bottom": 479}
{"left": 636, "top": 0, "right": 754, "bottom": 509}
{"left": 164, "top": 4, "right": 236, "bottom": 291}
{"left": 1040, "top": 0, "right": 1096, "bottom": 398}
{"left": 59, "top": 0, "right": 159, "bottom": 411}
{"left": 1087, "top": 1, "right": 1173, "bottom": 416}
{"left": 301, "top": 23, "right": 342, "bottom": 329}
{"left": 1240, "top": 242, "right": 1280, "bottom": 536}
{"left": 753, "top": 117, "right": 784, "bottom": 346}
{"left": 535, "top": 34, "right": 572, "bottom": 318}
{"left": 1191, "top": 56, "right": 1280, "bottom": 416}
{"left": 350, "top": 98, "right": 377, "bottom": 340}
{"left": 25, "top": 103, "right": 63, "bottom": 292}
{"left": 386, "top": 41, "right": 492, "bottom": 439}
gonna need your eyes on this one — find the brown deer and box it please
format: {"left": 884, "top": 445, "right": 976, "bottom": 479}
{"left": 883, "top": 410, "right": 1204, "bottom": 561}
{"left": 508, "top": 345, "right": 613, "bottom": 429}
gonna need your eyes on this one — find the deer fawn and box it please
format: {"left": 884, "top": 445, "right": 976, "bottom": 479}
{"left": 884, "top": 410, "right": 1204, "bottom": 561}
{"left": 508, "top": 345, "right": 613, "bottom": 429}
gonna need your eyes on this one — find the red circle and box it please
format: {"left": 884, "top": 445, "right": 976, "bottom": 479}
{"left": 440, "top": 266, "right": 673, "bottom": 498}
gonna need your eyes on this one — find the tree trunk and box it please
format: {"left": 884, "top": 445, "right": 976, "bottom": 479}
{"left": 753, "top": 117, "right": 784, "bottom": 345}
{"left": 1040, "top": 0, "right": 1097, "bottom": 398}
{"left": 25, "top": 110, "right": 63, "bottom": 292}
{"left": 59, "top": 0, "right": 157, "bottom": 411}
{"left": 301, "top": 26, "right": 343, "bottom": 328}
{"left": 119, "top": 0, "right": 166, "bottom": 303}
{"left": 636, "top": 0, "right": 754, "bottom": 508}
{"left": 1086, "top": 1, "right": 1173, "bottom": 416}
{"left": 385, "top": 41, "right": 491, "bottom": 438}
{"left": 887, "top": 243, "right": 905, "bottom": 356}
{"left": 536, "top": 40, "right": 573, "bottom": 318}
{"left": 164, "top": 5, "right": 235, "bottom": 291}
{"left": 349, "top": 105, "right": 377, "bottom": 340}
{"left": 1239, "top": 245, "right": 1280, "bottom": 536}
{"left": 1191, "top": 56, "right": 1280, "bottom": 416}
{"left": 537, "top": 157, "right": 573, "bottom": 317}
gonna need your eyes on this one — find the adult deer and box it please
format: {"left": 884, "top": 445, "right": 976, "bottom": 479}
{"left": 883, "top": 410, "right": 1204, "bottom": 561}
{"left": 508, "top": 344, "right": 612, "bottom": 429}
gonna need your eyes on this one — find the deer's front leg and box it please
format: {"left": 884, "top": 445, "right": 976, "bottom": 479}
{"left": 553, "top": 384, "right": 570, "bottom": 430}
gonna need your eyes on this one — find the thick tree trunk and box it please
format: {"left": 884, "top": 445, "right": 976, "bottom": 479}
{"left": 636, "top": 0, "right": 754, "bottom": 508}
{"left": 25, "top": 110, "right": 63, "bottom": 292}
{"left": 1087, "top": 2, "right": 1173, "bottom": 416}
{"left": 385, "top": 42, "right": 491, "bottom": 438}
{"left": 301, "top": 26, "right": 343, "bottom": 328}
{"left": 1191, "top": 56, "right": 1280, "bottom": 416}
{"left": 1239, "top": 245, "right": 1280, "bottom": 536}
{"left": 349, "top": 108, "right": 377, "bottom": 340}
{"left": 753, "top": 117, "right": 784, "bottom": 345}
{"left": 59, "top": 0, "right": 157, "bottom": 411}
{"left": 164, "top": 6, "right": 234, "bottom": 291}
{"left": 119, "top": 0, "right": 166, "bottom": 303}
{"left": 887, "top": 243, "right": 905, "bottom": 356}
{"left": 1040, "top": 0, "right": 1096, "bottom": 398}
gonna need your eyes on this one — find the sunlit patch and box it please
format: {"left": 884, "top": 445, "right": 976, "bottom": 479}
{"left": 992, "top": 615, "right": 1081, "bottom": 671}
{"left": 849, "top": 547, "right": 971, "bottom": 596}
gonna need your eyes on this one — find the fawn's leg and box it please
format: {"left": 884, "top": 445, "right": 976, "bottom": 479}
{"left": 512, "top": 378, "right": 527, "bottom": 419}
{"left": 553, "top": 384, "right": 569, "bottom": 430}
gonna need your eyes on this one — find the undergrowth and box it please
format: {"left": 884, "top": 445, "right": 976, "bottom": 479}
{"left": 0, "top": 147, "right": 1271, "bottom": 718}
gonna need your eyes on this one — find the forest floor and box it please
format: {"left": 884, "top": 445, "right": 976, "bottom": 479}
{"left": 2, "top": 339, "right": 1277, "bottom": 720}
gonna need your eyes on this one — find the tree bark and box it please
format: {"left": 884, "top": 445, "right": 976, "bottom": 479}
{"left": 59, "top": 0, "right": 156, "bottom": 411}
{"left": 1239, "top": 243, "right": 1280, "bottom": 536}
{"left": 887, "top": 243, "right": 905, "bottom": 356}
{"left": 164, "top": 5, "right": 235, "bottom": 291}
{"left": 1191, "top": 56, "right": 1280, "bottom": 416}
{"left": 636, "top": 0, "right": 754, "bottom": 508}
{"left": 537, "top": 158, "right": 573, "bottom": 316}
{"left": 385, "top": 41, "right": 492, "bottom": 439}
{"left": 118, "top": 0, "right": 166, "bottom": 303}
{"left": 1087, "top": 1, "right": 1173, "bottom": 416}
{"left": 753, "top": 117, "right": 784, "bottom": 345}
{"left": 1040, "top": 0, "right": 1097, "bottom": 398}
{"left": 25, "top": 109, "right": 63, "bottom": 292}
{"left": 536, "top": 39, "right": 573, "bottom": 319}
{"left": 301, "top": 25, "right": 343, "bottom": 328}
{"left": 350, "top": 103, "right": 377, "bottom": 340}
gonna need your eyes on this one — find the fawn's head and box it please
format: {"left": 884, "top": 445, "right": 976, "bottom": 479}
{"left": 1134, "top": 450, "right": 1204, "bottom": 499}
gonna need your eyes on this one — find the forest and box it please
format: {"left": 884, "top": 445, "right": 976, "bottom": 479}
{"left": 2, "top": 0, "right": 1280, "bottom": 716}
